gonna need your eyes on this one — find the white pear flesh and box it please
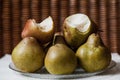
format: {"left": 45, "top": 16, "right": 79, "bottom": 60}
{"left": 66, "top": 14, "right": 90, "bottom": 32}
{"left": 36, "top": 16, "right": 53, "bottom": 32}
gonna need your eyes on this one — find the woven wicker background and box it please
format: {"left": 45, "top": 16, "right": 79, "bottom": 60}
{"left": 0, "top": 0, "right": 120, "bottom": 56}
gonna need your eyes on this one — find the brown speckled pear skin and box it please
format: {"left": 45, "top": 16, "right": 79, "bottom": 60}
{"left": 12, "top": 37, "right": 45, "bottom": 72}
{"left": 76, "top": 33, "right": 111, "bottom": 72}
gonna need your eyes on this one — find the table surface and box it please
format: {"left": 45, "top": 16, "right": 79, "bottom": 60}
{"left": 0, "top": 53, "right": 120, "bottom": 80}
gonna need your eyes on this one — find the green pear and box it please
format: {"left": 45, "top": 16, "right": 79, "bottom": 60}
{"left": 63, "top": 13, "right": 97, "bottom": 49}
{"left": 45, "top": 33, "right": 77, "bottom": 74}
{"left": 76, "top": 33, "right": 111, "bottom": 72}
{"left": 12, "top": 37, "right": 45, "bottom": 72}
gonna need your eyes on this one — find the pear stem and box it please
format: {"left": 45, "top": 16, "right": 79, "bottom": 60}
{"left": 52, "top": 32, "right": 65, "bottom": 45}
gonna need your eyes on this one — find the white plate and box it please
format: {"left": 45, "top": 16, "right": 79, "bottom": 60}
{"left": 9, "top": 60, "right": 116, "bottom": 79}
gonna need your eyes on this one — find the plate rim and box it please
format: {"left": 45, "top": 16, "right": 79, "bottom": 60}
{"left": 9, "top": 60, "right": 116, "bottom": 79}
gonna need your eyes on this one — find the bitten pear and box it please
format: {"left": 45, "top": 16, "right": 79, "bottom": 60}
{"left": 22, "top": 16, "right": 54, "bottom": 44}
{"left": 63, "top": 13, "right": 97, "bottom": 49}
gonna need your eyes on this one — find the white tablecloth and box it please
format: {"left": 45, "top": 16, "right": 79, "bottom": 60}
{"left": 0, "top": 53, "right": 120, "bottom": 80}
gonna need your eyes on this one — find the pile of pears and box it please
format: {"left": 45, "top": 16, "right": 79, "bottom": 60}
{"left": 12, "top": 13, "right": 111, "bottom": 74}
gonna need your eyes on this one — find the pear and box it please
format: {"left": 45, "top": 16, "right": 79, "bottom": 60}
{"left": 21, "top": 16, "right": 54, "bottom": 44}
{"left": 12, "top": 37, "right": 45, "bottom": 72}
{"left": 63, "top": 13, "right": 97, "bottom": 49}
{"left": 45, "top": 33, "right": 77, "bottom": 74}
{"left": 76, "top": 33, "right": 111, "bottom": 72}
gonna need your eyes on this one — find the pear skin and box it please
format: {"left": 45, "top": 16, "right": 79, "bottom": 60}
{"left": 12, "top": 37, "right": 45, "bottom": 72}
{"left": 45, "top": 44, "right": 77, "bottom": 74}
{"left": 76, "top": 33, "right": 111, "bottom": 72}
